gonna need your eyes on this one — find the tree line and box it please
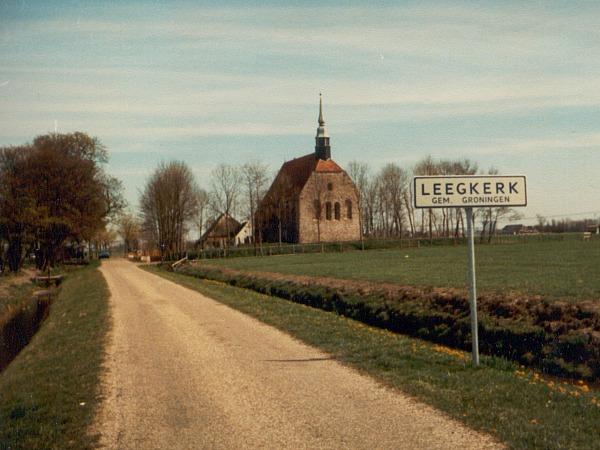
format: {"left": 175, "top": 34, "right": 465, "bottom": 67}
{"left": 0, "top": 133, "right": 124, "bottom": 273}
{"left": 349, "top": 156, "right": 522, "bottom": 243}
{"left": 133, "top": 155, "right": 527, "bottom": 258}
{"left": 134, "top": 161, "right": 270, "bottom": 259}
{"left": 535, "top": 216, "right": 599, "bottom": 233}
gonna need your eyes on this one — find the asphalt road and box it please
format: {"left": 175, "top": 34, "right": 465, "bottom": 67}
{"left": 95, "top": 259, "right": 502, "bottom": 449}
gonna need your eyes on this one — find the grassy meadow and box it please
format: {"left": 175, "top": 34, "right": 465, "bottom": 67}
{"left": 207, "top": 238, "right": 600, "bottom": 302}
{"left": 145, "top": 265, "right": 600, "bottom": 450}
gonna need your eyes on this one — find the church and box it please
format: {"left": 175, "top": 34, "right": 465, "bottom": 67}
{"left": 256, "top": 96, "right": 361, "bottom": 244}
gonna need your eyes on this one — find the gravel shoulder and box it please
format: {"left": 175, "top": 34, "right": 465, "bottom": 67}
{"left": 94, "top": 259, "right": 503, "bottom": 449}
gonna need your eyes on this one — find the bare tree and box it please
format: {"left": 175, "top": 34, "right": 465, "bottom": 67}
{"left": 376, "top": 163, "right": 409, "bottom": 238}
{"left": 140, "top": 161, "right": 199, "bottom": 260}
{"left": 414, "top": 156, "right": 439, "bottom": 241}
{"left": 347, "top": 161, "right": 370, "bottom": 248}
{"left": 193, "top": 188, "right": 210, "bottom": 240}
{"left": 209, "top": 164, "right": 240, "bottom": 252}
{"left": 241, "top": 161, "right": 269, "bottom": 251}
{"left": 118, "top": 213, "right": 141, "bottom": 256}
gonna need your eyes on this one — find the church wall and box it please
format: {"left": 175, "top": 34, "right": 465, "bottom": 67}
{"left": 298, "top": 171, "right": 360, "bottom": 243}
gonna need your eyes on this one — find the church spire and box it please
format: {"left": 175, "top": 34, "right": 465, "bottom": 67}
{"left": 318, "top": 93, "right": 325, "bottom": 126}
{"left": 315, "top": 93, "right": 331, "bottom": 160}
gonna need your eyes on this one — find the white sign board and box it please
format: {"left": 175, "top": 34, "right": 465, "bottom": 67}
{"left": 413, "top": 175, "right": 527, "bottom": 209}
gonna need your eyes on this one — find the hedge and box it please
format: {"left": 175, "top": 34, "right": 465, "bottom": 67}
{"left": 176, "top": 263, "right": 600, "bottom": 380}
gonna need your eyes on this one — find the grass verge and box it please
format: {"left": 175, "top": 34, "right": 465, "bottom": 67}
{"left": 0, "top": 261, "right": 110, "bottom": 450}
{"left": 144, "top": 265, "right": 600, "bottom": 450}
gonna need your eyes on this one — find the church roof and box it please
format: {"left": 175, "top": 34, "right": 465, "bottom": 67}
{"left": 315, "top": 158, "right": 343, "bottom": 173}
{"left": 277, "top": 153, "right": 343, "bottom": 192}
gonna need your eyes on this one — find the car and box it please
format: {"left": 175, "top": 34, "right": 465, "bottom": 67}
{"left": 99, "top": 250, "right": 111, "bottom": 259}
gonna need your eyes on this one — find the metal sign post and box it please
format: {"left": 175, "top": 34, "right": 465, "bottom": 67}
{"left": 413, "top": 174, "right": 527, "bottom": 367}
{"left": 465, "top": 207, "right": 479, "bottom": 366}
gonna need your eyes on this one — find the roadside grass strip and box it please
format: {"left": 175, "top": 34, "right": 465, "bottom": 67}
{"left": 0, "top": 262, "right": 110, "bottom": 450}
{"left": 145, "top": 265, "right": 600, "bottom": 450}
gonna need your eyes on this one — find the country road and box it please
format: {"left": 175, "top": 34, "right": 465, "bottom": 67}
{"left": 95, "top": 259, "right": 502, "bottom": 449}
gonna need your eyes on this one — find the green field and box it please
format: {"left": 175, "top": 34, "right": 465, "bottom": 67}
{"left": 207, "top": 239, "right": 600, "bottom": 302}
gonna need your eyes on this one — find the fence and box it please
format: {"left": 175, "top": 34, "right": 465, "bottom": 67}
{"left": 185, "top": 232, "right": 581, "bottom": 261}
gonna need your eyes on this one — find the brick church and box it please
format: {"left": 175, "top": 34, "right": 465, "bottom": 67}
{"left": 256, "top": 96, "right": 360, "bottom": 244}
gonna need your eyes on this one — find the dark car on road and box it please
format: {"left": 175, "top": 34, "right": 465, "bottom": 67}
{"left": 99, "top": 250, "right": 110, "bottom": 259}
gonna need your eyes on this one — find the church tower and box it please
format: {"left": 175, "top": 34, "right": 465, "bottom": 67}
{"left": 315, "top": 94, "right": 331, "bottom": 160}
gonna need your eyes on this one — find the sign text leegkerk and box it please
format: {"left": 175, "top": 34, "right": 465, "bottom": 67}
{"left": 413, "top": 175, "right": 527, "bottom": 209}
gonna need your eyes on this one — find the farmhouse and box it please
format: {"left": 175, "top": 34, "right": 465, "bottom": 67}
{"left": 256, "top": 96, "right": 360, "bottom": 244}
{"left": 200, "top": 213, "right": 245, "bottom": 248}
{"left": 234, "top": 221, "right": 253, "bottom": 245}
{"left": 501, "top": 224, "right": 539, "bottom": 235}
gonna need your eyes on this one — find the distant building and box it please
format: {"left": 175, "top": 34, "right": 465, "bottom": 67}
{"left": 585, "top": 223, "right": 600, "bottom": 234}
{"left": 501, "top": 224, "right": 524, "bottom": 235}
{"left": 200, "top": 214, "right": 244, "bottom": 248}
{"left": 501, "top": 224, "right": 539, "bottom": 235}
{"left": 234, "top": 221, "right": 253, "bottom": 245}
{"left": 256, "top": 95, "right": 360, "bottom": 244}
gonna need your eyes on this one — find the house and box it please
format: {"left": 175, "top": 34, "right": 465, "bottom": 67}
{"left": 256, "top": 95, "right": 360, "bottom": 244}
{"left": 585, "top": 223, "right": 600, "bottom": 235}
{"left": 501, "top": 224, "right": 538, "bottom": 235}
{"left": 199, "top": 214, "right": 244, "bottom": 248}
{"left": 501, "top": 224, "right": 525, "bottom": 235}
{"left": 234, "top": 221, "right": 253, "bottom": 245}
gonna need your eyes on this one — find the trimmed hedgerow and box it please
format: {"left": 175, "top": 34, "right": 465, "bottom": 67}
{"left": 176, "top": 263, "right": 600, "bottom": 380}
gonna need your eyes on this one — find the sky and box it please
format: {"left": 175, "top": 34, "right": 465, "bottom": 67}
{"left": 1, "top": 0, "right": 599, "bottom": 224}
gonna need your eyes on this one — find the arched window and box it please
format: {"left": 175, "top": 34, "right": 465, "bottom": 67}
{"left": 326, "top": 202, "right": 332, "bottom": 220}
{"left": 334, "top": 202, "right": 341, "bottom": 220}
{"left": 346, "top": 199, "right": 353, "bottom": 219}
{"left": 313, "top": 200, "right": 321, "bottom": 219}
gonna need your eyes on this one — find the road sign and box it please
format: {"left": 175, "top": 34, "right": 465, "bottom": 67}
{"left": 413, "top": 175, "right": 527, "bottom": 209}
{"left": 412, "top": 174, "right": 528, "bottom": 367}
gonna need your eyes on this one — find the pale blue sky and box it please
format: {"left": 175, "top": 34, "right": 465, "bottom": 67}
{"left": 1, "top": 1, "right": 599, "bottom": 223}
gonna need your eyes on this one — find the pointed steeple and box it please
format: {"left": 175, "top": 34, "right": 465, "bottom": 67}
{"left": 315, "top": 93, "right": 331, "bottom": 160}
{"left": 318, "top": 93, "right": 325, "bottom": 126}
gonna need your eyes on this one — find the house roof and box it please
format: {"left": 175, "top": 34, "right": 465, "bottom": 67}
{"left": 502, "top": 224, "right": 524, "bottom": 231}
{"left": 201, "top": 213, "right": 243, "bottom": 241}
{"left": 276, "top": 153, "right": 344, "bottom": 192}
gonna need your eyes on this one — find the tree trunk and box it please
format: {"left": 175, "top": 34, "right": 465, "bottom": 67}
{"left": 7, "top": 236, "right": 22, "bottom": 273}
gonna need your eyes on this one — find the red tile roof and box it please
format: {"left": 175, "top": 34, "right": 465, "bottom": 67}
{"left": 276, "top": 153, "right": 343, "bottom": 192}
{"left": 315, "top": 158, "right": 343, "bottom": 173}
